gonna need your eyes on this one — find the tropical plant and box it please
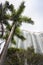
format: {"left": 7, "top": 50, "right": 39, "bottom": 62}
{"left": 0, "top": 1, "right": 34, "bottom": 65}
{"left": 0, "top": 1, "right": 34, "bottom": 43}
{"left": 0, "top": 1, "right": 10, "bottom": 38}
{"left": 4, "top": 48, "right": 25, "bottom": 65}
{"left": 5, "top": 47, "right": 43, "bottom": 65}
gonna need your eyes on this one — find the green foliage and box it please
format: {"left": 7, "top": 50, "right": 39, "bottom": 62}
{"left": 0, "top": 1, "right": 34, "bottom": 45}
{"left": 4, "top": 47, "right": 43, "bottom": 65}
{"left": 15, "top": 33, "right": 26, "bottom": 41}
{"left": 0, "top": 1, "right": 10, "bottom": 38}
{"left": 9, "top": 4, "right": 14, "bottom": 12}
{"left": 15, "top": 27, "right": 21, "bottom": 34}
{"left": 16, "top": 2, "right": 25, "bottom": 17}
{"left": 20, "top": 16, "right": 34, "bottom": 24}
{"left": 11, "top": 39, "right": 16, "bottom": 45}
{"left": 5, "top": 1, "right": 9, "bottom": 8}
{"left": 4, "top": 48, "right": 25, "bottom": 65}
{"left": 14, "top": 27, "right": 26, "bottom": 41}
{"left": 3, "top": 32, "right": 9, "bottom": 40}
{"left": 27, "top": 48, "right": 43, "bottom": 65}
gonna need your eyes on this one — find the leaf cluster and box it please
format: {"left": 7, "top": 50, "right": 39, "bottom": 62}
{"left": 0, "top": 1, "right": 34, "bottom": 45}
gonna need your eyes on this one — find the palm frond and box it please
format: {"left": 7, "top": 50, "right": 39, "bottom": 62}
{"left": 9, "top": 4, "right": 14, "bottom": 12}
{"left": 14, "top": 27, "right": 21, "bottom": 34}
{"left": 18, "top": 16, "right": 34, "bottom": 24}
{"left": 3, "top": 32, "right": 9, "bottom": 40}
{"left": 11, "top": 38, "right": 16, "bottom": 45}
{"left": 16, "top": 2, "right": 25, "bottom": 17}
{"left": 14, "top": 27, "right": 26, "bottom": 41}
{"left": 4, "top": 1, "right": 9, "bottom": 8}
{"left": 3, "top": 14, "right": 11, "bottom": 20}
{"left": 15, "top": 33, "right": 26, "bottom": 41}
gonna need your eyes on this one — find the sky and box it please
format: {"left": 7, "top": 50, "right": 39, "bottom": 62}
{"left": 0, "top": 0, "right": 43, "bottom": 32}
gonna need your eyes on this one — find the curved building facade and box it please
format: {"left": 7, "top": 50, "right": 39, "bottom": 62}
{"left": 13, "top": 30, "right": 43, "bottom": 54}
{"left": 0, "top": 30, "right": 43, "bottom": 55}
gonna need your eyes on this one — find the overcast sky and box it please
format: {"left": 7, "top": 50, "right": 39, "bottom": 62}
{"left": 0, "top": 0, "right": 43, "bottom": 32}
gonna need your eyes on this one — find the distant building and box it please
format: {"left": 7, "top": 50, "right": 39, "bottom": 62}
{"left": 0, "top": 30, "right": 43, "bottom": 59}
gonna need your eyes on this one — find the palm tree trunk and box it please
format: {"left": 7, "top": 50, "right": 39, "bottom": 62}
{"left": 0, "top": 24, "right": 15, "bottom": 65}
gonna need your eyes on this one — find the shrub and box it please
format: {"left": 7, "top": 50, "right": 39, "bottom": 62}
{"left": 4, "top": 47, "right": 43, "bottom": 65}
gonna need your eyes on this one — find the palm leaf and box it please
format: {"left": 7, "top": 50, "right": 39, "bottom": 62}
{"left": 15, "top": 33, "right": 26, "bottom": 41}
{"left": 16, "top": 2, "right": 25, "bottom": 17}
{"left": 18, "top": 16, "right": 34, "bottom": 24}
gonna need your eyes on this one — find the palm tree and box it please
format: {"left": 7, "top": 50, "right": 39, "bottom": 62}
{"left": 0, "top": 1, "right": 34, "bottom": 65}
{"left": 0, "top": 1, "right": 11, "bottom": 65}
{"left": 0, "top": 1, "right": 10, "bottom": 38}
